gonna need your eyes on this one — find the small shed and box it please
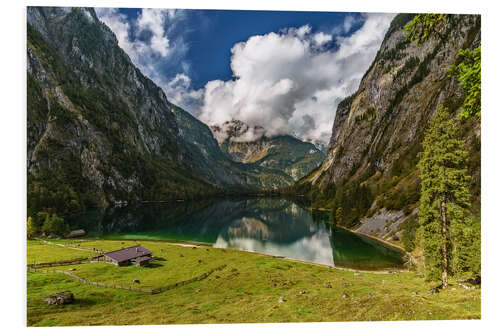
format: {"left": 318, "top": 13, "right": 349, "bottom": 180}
{"left": 99, "top": 245, "right": 153, "bottom": 267}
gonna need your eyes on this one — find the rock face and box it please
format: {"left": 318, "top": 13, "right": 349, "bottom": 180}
{"left": 43, "top": 291, "right": 74, "bottom": 305}
{"left": 299, "top": 14, "right": 481, "bottom": 233}
{"left": 211, "top": 120, "right": 325, "bottom": 183}
{"left": 27, "top": 7, "right": 220, "bottom": 210}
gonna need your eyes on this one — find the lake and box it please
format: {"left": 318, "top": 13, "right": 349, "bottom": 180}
{"left": 67, "top": 198, "right": 406, "bottom": 270}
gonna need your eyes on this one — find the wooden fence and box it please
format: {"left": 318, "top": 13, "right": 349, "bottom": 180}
{"left": 28, "top": 264, "right": 227, "bottom": 295}
{"left": 153, "top": 264, "right": 227, "bottom": 293}
{"left": 28, "top": 267, "right": 156, "bottom": 294}
{"left": 29, "top": 257, "right": 98, "bottom": 268}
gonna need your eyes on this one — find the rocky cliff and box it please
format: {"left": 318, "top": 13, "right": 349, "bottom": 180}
{"left": 298, "top": 14, "right": 481, "bottom": 239}
{"left": 27, "top": 7, "right": 220, "bottom": 214}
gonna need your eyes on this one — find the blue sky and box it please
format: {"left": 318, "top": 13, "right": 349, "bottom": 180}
{"left": 96, "top": 8, "right": 394, "bottom": 144}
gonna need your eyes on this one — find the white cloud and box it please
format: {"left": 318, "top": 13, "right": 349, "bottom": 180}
{"left": 313, "top": 32, "right": 332, "bottom": 46}
{"left": 162, "top": 73, "right": 204, "bottom": 113}
{"left": 199, "top": 13, "right": 395, "bottom": 144}
{"left": 96, "top": 10, "right": 395, "bottom": 144}
{"left": 95, "top": 8, "right": 193, "bottom": 108}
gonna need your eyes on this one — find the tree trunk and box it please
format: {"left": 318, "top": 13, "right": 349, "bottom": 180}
{"left": 440, "top": 195, "right": 448, "bottom": 287}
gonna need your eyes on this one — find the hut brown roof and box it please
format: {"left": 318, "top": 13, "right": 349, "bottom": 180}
{"left": 103, "top": 245, "right": 152, "bottom": 263}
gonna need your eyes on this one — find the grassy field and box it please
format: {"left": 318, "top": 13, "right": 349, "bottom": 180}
{"left": 27, "top": 239, "right": 480, "bottom": 326}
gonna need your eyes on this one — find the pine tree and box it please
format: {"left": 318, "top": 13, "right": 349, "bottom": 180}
{"left": 418, "top": 106, "right": 473, "bottom": 286}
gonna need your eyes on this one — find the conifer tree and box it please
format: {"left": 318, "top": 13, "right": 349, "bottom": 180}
{"left": 418, "top": 106, "right": 473, "bottom": 286}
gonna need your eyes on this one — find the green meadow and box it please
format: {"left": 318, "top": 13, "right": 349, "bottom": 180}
{"left": 27, "top": 239, "right": 480, "bottom": 326}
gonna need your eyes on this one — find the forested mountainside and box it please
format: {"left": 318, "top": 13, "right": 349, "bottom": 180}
{"left": 211, "top": 120, "right": 325, "bottom": 182}
{"left": 295, "top": 14, "right": 481, "bottom": 239}
{"left": 27, "top": 7, "right": 222, "bottom": 217}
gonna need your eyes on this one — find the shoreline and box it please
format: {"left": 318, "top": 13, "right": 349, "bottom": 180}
{"left": 306, "top": 207, "right": 408, "bottom": 255}
{"left": 42, "top": 236, "right": 408, "bottom": 274}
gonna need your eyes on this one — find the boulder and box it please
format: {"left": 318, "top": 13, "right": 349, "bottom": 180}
{"left": 43, "top": 291, "right": 74, "bottom": 305}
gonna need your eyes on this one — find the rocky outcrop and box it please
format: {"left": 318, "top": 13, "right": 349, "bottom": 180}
{"left": 211, "top": 120, "right": 325, "bottom": 183}
{"left": 43, "top": 291, "right": 74, "bottom": 305}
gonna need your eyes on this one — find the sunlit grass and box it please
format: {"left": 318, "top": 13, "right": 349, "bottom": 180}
{"left": 27, "top": 239, "right": 480, "bottom": 326}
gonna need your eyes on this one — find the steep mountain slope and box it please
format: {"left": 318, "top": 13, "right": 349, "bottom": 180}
{"left": 211, "top": 120, "right": 325, "bottom": 181}
{"left": 297, "top": 14, "right": 481, "bottom": 239}
{"left": 27, "top": 7, "right": 220, "bottom": 215}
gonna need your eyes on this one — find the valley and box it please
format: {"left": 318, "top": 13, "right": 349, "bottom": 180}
{"left": 25, "top": 7, "right": 481, "bottom": 326}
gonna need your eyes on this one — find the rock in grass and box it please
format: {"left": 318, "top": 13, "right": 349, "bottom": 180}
{"left": 342, "top": 293, "right": 349, "bottom": 298}
{"left": 325, "top": 283, "right": 332, "bottom": 288}
{"left": 458, "top": 282, "right": 476, "bottom": 290}
{"left": 68, "top": 268, "right": 76, "bottom": 271}
{"left": 195, "top": 289, "right": 201, "bottom": 293}
{"left": 179, "top": 253, "right": 184, "bottom": 257}
{"left": 354, "top": 272, "right": 360, "bottom": 276}
{"left": 133, "top": 279, "right": 140, "bottom": 284}
{"left": 278, "top": 296, "right": 286, "bottom": 303}
{"left": 299, "top": 290, "right": 306, "bottom": 295}
{"left": 428, "top": 288, "right": 439, "bottom": 294}
{"left": 43, "top": 291, "right": 74, "bottom": 305}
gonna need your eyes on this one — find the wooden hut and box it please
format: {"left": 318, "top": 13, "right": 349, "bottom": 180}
{"left": 99, "top": 245, "right": 153, "bottom": 267}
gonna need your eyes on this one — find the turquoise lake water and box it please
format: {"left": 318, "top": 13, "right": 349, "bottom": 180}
{"left": 67, "top": 198, "right": 405, "bottom": 270}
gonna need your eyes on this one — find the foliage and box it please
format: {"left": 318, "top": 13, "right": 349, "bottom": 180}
{"left": 418, "top": 106, "right": 477, "bottom": 283}
{"left": 328, "top": 183, "right": 373, "bottom": 228}
{"left": 41, "top": 213, "right": 70, "bottom": 237}
{"left": 27, "top": 217, "right": 36, "bottom": 239}
{"left": 405, "top": 14, "right": 481, "bottom": 120}
{"left": 404, "top": 14, "right": 445, "bottom": 43}
{"left": 402, "top": 216, "right": 418, "bottom": 252}
{"left": 449, "top": 47, "right": 481, "bottom": 120}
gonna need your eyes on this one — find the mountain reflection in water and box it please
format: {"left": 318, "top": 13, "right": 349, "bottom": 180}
{"left": 68, "top": 198, "right": 405, "bottom": 270}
